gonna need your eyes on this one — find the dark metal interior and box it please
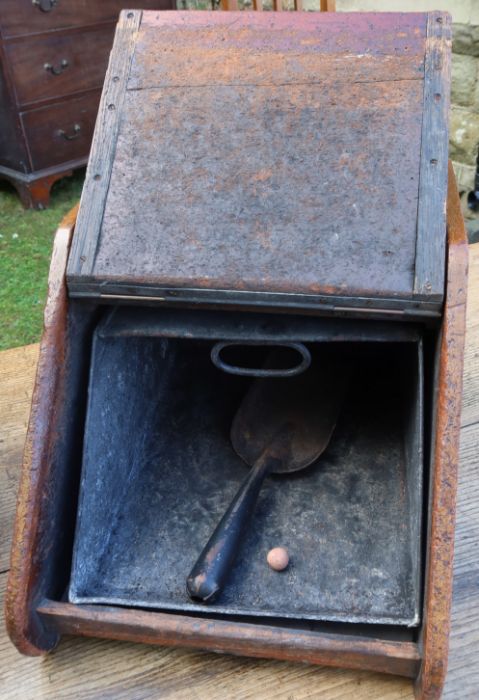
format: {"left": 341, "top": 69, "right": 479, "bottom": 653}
{"left": 69, "top": 308, "right": 424, "bottom": 627}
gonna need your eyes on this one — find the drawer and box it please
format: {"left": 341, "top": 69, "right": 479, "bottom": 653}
{"left": 21, "top": 91, "right": 100, "bottom": 171}
{"left": 6, "top": 26, "right": 115, "bottom": 107}
{"left": 0, "top": 0, "right": 175, "bottom": 39}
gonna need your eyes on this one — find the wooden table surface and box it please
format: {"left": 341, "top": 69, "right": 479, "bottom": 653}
{"left": 1, "top": 244, "right": 478, "bottom": 699}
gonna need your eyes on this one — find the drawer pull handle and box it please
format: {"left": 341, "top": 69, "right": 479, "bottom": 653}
{"left": 57, "top": 124, "right": 81, "bottom": 141}
{"left": 32, "top": 0, "right": 58, "bottom": 12}
{"left": 44, "top": 59, "right": 69, "bottom": 76}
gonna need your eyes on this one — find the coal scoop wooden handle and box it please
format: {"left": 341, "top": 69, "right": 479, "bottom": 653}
{"left": 186, "top": 453, "right": 274, "bottom": 603}
{"left": 187, "top": 347, "right": 346, "bottom": 603}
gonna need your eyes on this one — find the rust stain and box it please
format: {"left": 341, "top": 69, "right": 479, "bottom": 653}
{"left": 205, "top": 538, "right": 225, "bottom": 565}
{"left": 193, "top": 573, "right": 206, "bottom": 587}
{"left": 252, "top": 169, "right": 273, "bottom": 182}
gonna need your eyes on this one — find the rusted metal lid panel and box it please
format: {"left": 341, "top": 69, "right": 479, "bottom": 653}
{"left": 67, "top": 11, "right": 451, "bottom": 317}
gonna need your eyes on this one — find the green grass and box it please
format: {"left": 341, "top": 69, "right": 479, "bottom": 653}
{"left": 0, "top": 170, "right": 85, "bottom": 351}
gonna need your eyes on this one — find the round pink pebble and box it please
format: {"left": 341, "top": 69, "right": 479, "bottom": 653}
{"left": 267, "top": 547, "right": 289, "bottom": 571}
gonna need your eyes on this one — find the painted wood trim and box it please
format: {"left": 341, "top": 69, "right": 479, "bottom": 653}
{"left": 415, "top": 162, "right": 468, "bottom": 699}
{"left": 67, "top": 10, "right": 142, "bottom": 280}
{"left": 414, "top": 11, "right": 452, "bottom": 300}
{"left": 37, "top": 599, "right": 421, "bottom": 679}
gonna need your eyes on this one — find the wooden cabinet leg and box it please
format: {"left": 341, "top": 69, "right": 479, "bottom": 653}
{"left": 9, "top": 171, "right": 74, "bottom": 210}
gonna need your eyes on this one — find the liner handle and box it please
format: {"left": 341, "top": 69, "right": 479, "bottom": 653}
{"left": 211, "top": 341, "right": 311, "bottom": 377}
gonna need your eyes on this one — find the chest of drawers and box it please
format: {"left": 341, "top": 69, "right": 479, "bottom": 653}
{"left": 0, "top": 0, "right": 175, "bottom": 209}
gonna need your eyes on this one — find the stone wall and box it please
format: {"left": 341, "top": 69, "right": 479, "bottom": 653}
{"left": 450, "top": 23, "right": 479, "bottom": 194}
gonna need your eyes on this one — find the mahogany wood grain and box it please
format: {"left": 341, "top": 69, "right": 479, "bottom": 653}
{"left": 9, "top": 170, "right": 74, "bottom": 210}
{"left": 6, "top": 25, "right": 116, "bottom": 108}
{"left": 0, "top": 0, "right": 173, "bottom": 39}
{"left": 0, "top": 38, "right": 29, "bottom": 172}
{"left": 0, "top": 162, "right": 84, "bottom": 210}
{"left": 20, "top": 90, "right": 100, "bottom": 171}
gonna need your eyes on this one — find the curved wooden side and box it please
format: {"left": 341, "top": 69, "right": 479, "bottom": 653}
{"left": 4, "top": 205, "right": 78, "bottom": 655}
{"left": 415, "top": 163, "right": 469, "bottom": 698}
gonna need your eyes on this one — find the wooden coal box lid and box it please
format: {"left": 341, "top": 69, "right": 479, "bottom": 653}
{"left": 67, "top": 10, "right": 451, "bottom": 319}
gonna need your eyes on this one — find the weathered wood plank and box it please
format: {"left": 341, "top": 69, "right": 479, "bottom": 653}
{"left": 461, "top": 243, "right": 479, "bottom": 429}
{"left": 414, "top": 11, "right": 452, "bottom": 300}
{"left": 0, "top": 344, "right": 39, "bottom": 572}
{"left": 0, "top": 568, "right": 414, "bottom": 700}
{"left": 461, "top": 323, "right": 479, "bottom": 429}
{"left": 138, "top": 10, "right": 426, "bottom": 59}
{"left": 67, "top": 11, "right": 447, "bottom": 319}
{"left": 128, "top": 13, "right": 426, "bottom": 89}
{"left": 128, "top": 49, "right": 424, "bottom": 90}
{"left": 88, "top": 77, "right": 423, "bottom": 300}
{"left": 443, "top": 422, "right": 479, "bottom": 699}
{"left": 67, "top": 10, "right": 142, "bottom": 279}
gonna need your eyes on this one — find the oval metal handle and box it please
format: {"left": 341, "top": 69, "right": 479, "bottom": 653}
{"left": 44, "top": 59, "right": 68, "bottom": 76}
{"left": 32, "top": 0, "right": 58, "bottom": 12}
{"left": 211, "top": 342, "right": 311, "bottom": 378}
{"left": 57, "top": 123, "right": 81, "bottom": 141}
